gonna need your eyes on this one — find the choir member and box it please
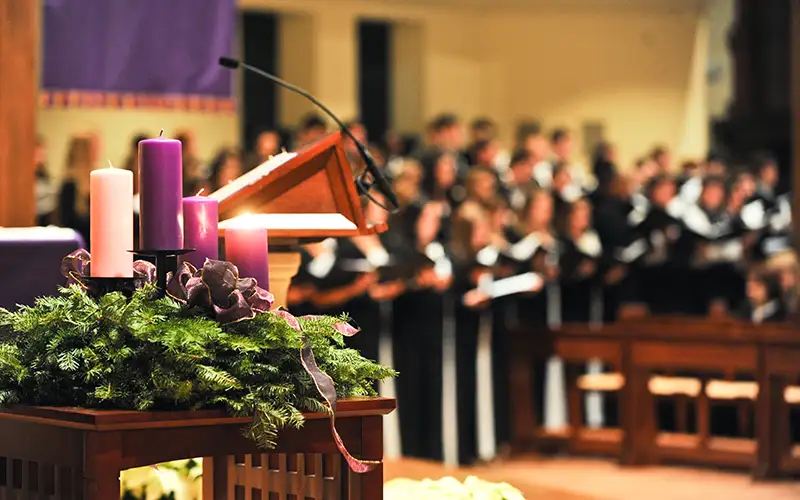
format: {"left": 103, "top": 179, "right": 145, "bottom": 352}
{"left": 591, "top": 141, "right": 618, "bottom": 198}
{"left": 470, "top": 139, "right": 508, "bottom": 200}
{"left": 619, "top": 175, "right": 683, "bottom": 314}
{"left": 420, "top": 148, "right": 466, "bottom": 208}
{"left": 677, "top": 160, "right": 704, "bottom": 205}
{"left": 295, "top": 113, "right": 328, "bottom": 149}
{"left": 504, "top": 149, "right": 537, "bottom": 212}
{"left": 506, "top": 188, "right": 557, "bottom": 427}
{"left": 736, "top": 272, "right": 786, "bottom": 323}
{"left": 557, "top": 198, "right": 602, "bottom": 323}
{"left": 593, "top": 174, "right": 634, "bottom": 322}
{"left": 244, "top": 129, "right": 281, "bottom": 172}
{"left": 649, "top": 145, "right": 672, "bottom": 174}
{"left": 449, "top": 199, "right": 496, "bottom": 465}
{"left": 388, "top": 164, "right": 451, "bottom": 460}
{"left": 753, "top": 152, "right": 781, "bottom": 205}
{"left": 464, "top": 117, "right": 508, "bottom": 170}
{"left": 420, "top": 114, "right": 468, "bottom": 175}
{"left": 556, "top": 197, "right": 608, "bottom": 427}
{"left": 551, "top": 163, "right": 584, "bottom": 232}
{"left": 679, "top": 176, "right": 745, "bottom": 314}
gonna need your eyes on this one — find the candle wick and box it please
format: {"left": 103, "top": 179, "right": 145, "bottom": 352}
{"left": 196, "top": 188, "right": 205, "bottom": 196}
{"left": 107, "top": 159, "right": 114, "bottom": 168}
{"left": 159, "top": 129, "right": 164, "bottom": 138}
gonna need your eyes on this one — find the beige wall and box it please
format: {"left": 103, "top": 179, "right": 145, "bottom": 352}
{"left": 38, "top": 0, "right": 709, "bottom": 180}
{"left": 482, "top": 8, "right": 709, "bottom": 169}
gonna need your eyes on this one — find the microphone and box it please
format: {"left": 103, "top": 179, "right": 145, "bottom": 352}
{"left": 218, "top": 56, "right": 399, "bottom": 212}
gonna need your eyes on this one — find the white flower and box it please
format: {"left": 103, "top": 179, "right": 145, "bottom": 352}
{"left": 385, "top": 475, "right": 525, "bottom": 499}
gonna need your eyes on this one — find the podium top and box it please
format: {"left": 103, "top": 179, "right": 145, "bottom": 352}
{"left": 209, "top": 132, "right": 388, "bottom": 245}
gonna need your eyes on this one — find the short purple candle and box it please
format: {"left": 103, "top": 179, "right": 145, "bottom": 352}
{"left": 225, "top": 226, "right": 269, "bottom": 290}
{"left": 138, "top": 130, "right": 183, "bottom": 250}
{"left": 182, "top": 194, "right": 219, "bottom": 269}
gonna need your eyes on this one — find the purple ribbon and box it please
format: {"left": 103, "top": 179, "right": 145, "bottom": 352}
{"left": 274, "top": 310, "right": 379, "bottom": 473}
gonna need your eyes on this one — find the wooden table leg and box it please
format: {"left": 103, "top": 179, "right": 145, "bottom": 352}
{"left": 755, "top": 374, "right": 789, "bottom": 480}
{"left": 83, "top": 431, "right": 122, "bottom": 500}
{"left": 353, "top": 416, "right": 383, "bottom": 500}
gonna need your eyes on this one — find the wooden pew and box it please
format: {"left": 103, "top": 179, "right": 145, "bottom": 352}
{"left": 508, "top": 318, "right": 800, "bottom": 479}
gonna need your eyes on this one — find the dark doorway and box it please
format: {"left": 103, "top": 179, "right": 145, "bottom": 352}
{"left": 358, "top": 21, "right": 392, "bottom": 146}
{"left": 241, "top": 11, "right": 279, "bottom": 153}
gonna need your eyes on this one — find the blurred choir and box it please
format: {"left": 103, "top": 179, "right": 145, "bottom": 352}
{"left": 39, "top": 113, "right": 796, "bottom": 465}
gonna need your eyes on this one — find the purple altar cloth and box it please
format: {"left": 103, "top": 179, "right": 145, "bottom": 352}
{"left": 0, "top": 227, "right": 85, "bottom": 308}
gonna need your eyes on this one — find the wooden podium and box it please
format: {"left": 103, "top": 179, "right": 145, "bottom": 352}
{"left": 210, "top": 132, "right": 388, "bottom": 308}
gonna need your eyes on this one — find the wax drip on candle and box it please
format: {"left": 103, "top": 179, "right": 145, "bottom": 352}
{"left": 159, "top": 129, "right": 164, "bottom": 138}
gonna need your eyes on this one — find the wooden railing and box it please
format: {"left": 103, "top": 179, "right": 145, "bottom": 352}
{"left": 509, "top": 318, "right": 800, "bottom": 479}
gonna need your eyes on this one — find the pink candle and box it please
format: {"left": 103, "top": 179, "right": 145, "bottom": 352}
{"left": 224, "top": 226, "right": 269, "bottom": 290}
{"left": 90, "top": 163, "right": 134, "bottom": 277}
{"left": 182, "top": 194, "right": 219, "bottom": 269}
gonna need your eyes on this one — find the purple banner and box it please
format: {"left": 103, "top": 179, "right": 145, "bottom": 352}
{"left": 43, "top": 0, "right": 235, "bottom": 98}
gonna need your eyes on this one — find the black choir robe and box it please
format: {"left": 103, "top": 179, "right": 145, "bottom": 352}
{"left": 558, "top": 230, "right": 603, "bottom": 323}
{"left": 593, "top": 194, "right": 634, "bottom": 322}
{"left": 679, "top": 204, "right": 747, "bottom": 314}
{"left": 390, "top": 204, "right": 449, "bottom": 461}
{"left": 618, "top": 199, "right": 685, "bottom": 314}
{"left": 498, "top": 226, "right": 554, "bottom": 431}
{"left": 452, "top": 254, "right": 491, "bottom": 465}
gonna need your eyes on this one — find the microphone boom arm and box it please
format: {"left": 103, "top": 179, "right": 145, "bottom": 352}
{"left": 219, "top": 57, "right": 399, "bottom": 212}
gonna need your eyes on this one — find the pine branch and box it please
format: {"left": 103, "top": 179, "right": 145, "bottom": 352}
{"left": 0, "top": 285, "right": 395, "bottom": 451}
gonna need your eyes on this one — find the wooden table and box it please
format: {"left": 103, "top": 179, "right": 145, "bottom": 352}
{"left": 0, "top": 397, "right": 395, "bottom": 499}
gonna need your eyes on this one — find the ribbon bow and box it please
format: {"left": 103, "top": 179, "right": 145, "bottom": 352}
{"left": 166, "top": 259, "right": 274, "bottom": 324}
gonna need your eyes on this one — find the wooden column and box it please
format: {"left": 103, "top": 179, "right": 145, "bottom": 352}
{"left": 0, "top": 1, "right": 37, "bottom": 227}
{"left": 792, "top": 0, "right": 800, "bottom": 244}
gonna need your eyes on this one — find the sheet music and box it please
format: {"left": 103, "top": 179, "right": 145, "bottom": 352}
{"left": 219, "top": 213, "right": 358, "bottom": 231}
{"left": 208, "top": 151, "right": 298, "bottom": 202}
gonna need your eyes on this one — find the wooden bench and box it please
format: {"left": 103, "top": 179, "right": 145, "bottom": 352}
{"left": 509, "top": 318, "right": 800, "bottom": 479}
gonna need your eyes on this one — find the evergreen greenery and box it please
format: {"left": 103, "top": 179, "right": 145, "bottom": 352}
{"left": 0, "top": 285, "right": 395, "bottom": 449}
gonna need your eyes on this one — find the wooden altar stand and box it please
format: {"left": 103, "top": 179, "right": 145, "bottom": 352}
{"left": 0, "top": 397, "right": 395, "bottom": 499}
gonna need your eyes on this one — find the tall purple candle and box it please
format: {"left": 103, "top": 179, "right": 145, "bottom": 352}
{"left": 182, "top": 194, "right": 219, "bottom": 269}
{"left": 225, "top": 226, "right": 269, "bottom": 290}
{"left": 138, "top": 130, "right": 183, "bottom": 250}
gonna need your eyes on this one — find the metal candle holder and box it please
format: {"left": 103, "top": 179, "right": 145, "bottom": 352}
{"left": 80, "top": 277, "right": 143, "bottom": 299}
{"left": 130, "top": 249, "right": 195, "bottom": 296}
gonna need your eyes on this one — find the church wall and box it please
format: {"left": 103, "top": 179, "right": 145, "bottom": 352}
{"left": 37, "top": 0, "right": 708, "bottom": 181}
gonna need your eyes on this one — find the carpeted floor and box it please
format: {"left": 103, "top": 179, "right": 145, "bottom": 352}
{"left": 384, "top": 457, "right": 800, "bottom": 499}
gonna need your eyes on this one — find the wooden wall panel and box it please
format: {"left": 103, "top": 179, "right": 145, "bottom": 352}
{"left": 0, "top": 0, "right": 37, "bottom": 227}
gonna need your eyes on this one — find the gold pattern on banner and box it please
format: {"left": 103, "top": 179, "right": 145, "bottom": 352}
{"left": 40, "top": 90, "right": 236, "bottom": 114}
